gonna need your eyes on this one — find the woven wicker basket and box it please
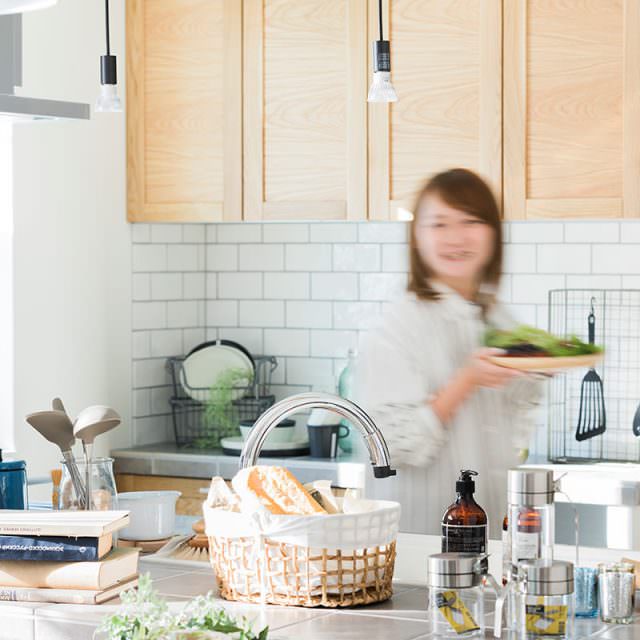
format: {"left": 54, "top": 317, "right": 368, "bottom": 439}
{"left": 208, "top": 535, "right": 396, "bottom": 607}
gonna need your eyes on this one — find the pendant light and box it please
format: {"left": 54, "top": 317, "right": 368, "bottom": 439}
{"left": 367, "top": 0, "right": 397, "bottom": 103}
{"left": 95, "top": 0, "right": 122, "bottom": 113}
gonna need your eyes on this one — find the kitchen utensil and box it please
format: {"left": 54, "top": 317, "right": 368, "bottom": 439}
{"left": 0, "top": 453, "right": 27, "bottom": 509}
{"left": 179, "top": 339, "right": 255, "bottom": 402}
{"left": 632, "top": 404, "right": 640, "bottom": 437}
{"left": 239, "top": 417, "right": 295, "bottom": 443}
{"left": 52, "top": 397, "right": 67, "bottom": 414}
{"left": 489, "top": 353, "right": 602, "bottom": 372}
{"left": 73, "top": 406, "right": 121, "bottom": 511}
{"left": 117, "top": 491, "right": 181, "bottom": 540}
{"left": 25, "top": 409, "right": 86, "bottom": 507}
{"left": 307, "top": 423, "right": 350, "bottom": 458}
{"left": 575, "top": 301, "right": 606, "bottom": 441}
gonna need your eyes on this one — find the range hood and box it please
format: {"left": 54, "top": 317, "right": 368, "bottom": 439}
{"left": 0, "top": 14, "right": 89, "bottom": 120}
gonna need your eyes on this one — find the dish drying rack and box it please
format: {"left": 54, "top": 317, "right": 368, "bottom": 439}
{"left": 547, "top": 289, "right": 640, "bottom": 463}
{"left": 166, "top": 355, "right": 278, "bottom": 448}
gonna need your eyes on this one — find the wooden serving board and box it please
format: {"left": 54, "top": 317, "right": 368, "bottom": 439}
{"left": 489, "top": 353, "right": 603, "bottom": 372}
{"left": 118, "top": 537, "right": 172, "bottom": 553}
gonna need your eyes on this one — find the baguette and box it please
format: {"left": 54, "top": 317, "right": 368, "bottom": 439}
{"left": 232, "top": 466, "right": 326, "bottom": 516}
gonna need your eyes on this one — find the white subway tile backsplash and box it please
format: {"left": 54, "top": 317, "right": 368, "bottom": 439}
{"left": 132, "top": 223, "right": 151, "bottom": 243}
{"left": 286, "top": 244, "right": 332, "bottom": 271}
{"left": 511, "top": 275, "right": 565, "bottom": 304}
{"left": 286, "top": 301, "right": 332, "bottom": 328}
{"left": 132, "top": 331, "right": 150, "bottom": 359}
{"left": 133, "top": 245, "right": 167, "bottom": 272}
{"left": 537, "top": 244, "right": 590, "bottom": 274}
{"left": 168, "top": 244, "right": 202, "bottom": 272}
{"left": 264, "top": 329, "right": 310, "bottom": 356}
{"left": 219, "top": 272, "right": 263, "bottom": 299}
{"left": 151, "top": 386, "right": 172, "bottom": 415}
{"left": 311, "top": 273, "right": 358, "bottom": 300}
{"left": 310, "top": 329, "right": 357, "bottom": 358}
{"left": 183, "top": 273, "right": 205, "bottom": 299}
{"left": 239, "top": 300, "right": 284, "bottom": 327}
{"left": 510, "top": 222, "right": 563, "bottom": 243}
{"left": 150, "top": 329, "right": 183, "bottom": 358}
{"left": 239, "top": 244, "right": 284, "bottom": 271}
{"left": 593, "top": 244, "right": 640, "bottom": 273}
{"left": 206, "top": 245, "right": 238, "bottom": 271}
{"left": 206, "top": 273, "right": 217, "bottom": 299}
{"left": 183, "top": 224, "right": 206, "bottom": 243}
{"left": 358, "top": 222, "right": 408, "bottom": 243}
{"left": 132, "top": 274, "right": 151, "bottom": 301}
{"left": 620, "top": 222, "right": 640, "bottom": 243}
{"left": 168, "top": 301, "right": 201, "bottom": 328}
{"left": 564, "top": 222, "right": 619, "bottom": 243}
{"left": 151, "top": 224, "right": 183, "bottom": 244}
{"left": 503, "top": 244, "right": 536, "bottom": 273}
{"left": 263, "top": 223, "right": 309, "bottom": 243}
{"left": 359, "top": 273, "right": 407, "bottom": 301}
{"left": 133, "top": 302, "right": 166, "bottom": 330}
{"left": 566, "top": 275, "right": 622, "bottom": 289}
{"left": 183, "top": 328, "right": 206, "bottom": 352}
{"left": 217, "top": 223, "right": 262, "bottom": 243}
{"left": 133, "top": 416, "right": 171, "bottom": 446}
{"left": 219, "top": 328, "right": 264, "bottom": 355}
{"left": 333, "top": 301, "right": 382, "bottom": 330}
{"left": 206, "top": 225, "right": 217, "bottom": 243}
{"left": 133, "top": 389, "right": 151, "bottom": 417}
{"left": 382, "top": 244, "right": 409, "bottom": 272}
{"left": 333, "top": 244, "right": 381, "bottom": 272}
{"left": 310, "top": 223, "right": 357, "bottom": 243}
{"left": 133, "top": 358, "right": 168, "bottom": 388}
{"left": 206, "top": 300, "right": 238, "bottom": 327}
{"left": 622, "top": 275, "right": 640, "bottom": 288}
{"left": 504, "top": 303, "right": 538, "bottom": 326}
{"left": 264, "top": 273, "right": 310, "bottom": 300}
{"left": 151, "top": 273, "right": 182, "bottom": 300}
{"left": 286, "top": 357, "right": 335, "bottom": 390}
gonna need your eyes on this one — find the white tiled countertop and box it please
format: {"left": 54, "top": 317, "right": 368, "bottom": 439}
{"left": 1, "top": 549, "right": 639, "bottom": 640}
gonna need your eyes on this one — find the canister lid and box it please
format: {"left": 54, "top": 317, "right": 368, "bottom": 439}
{"left": 508, "top": 468, "right": 554, "bottom": 505}
{"left": 519, "top": 560, "right": 574, "bottom": 595}
{"left": 427, "top": 553, "right": 483, "bottom": 588}
{"left": 0, "top": 460, "right": 26, "bottom": 471}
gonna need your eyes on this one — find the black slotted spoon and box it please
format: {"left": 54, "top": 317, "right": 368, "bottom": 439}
{"left": 575, "top": 300, "right": 606, "bottom": 441}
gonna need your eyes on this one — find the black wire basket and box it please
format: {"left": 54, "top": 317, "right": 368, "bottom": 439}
{"left": 166, "top": 355, "right": 277, "bottom": 449}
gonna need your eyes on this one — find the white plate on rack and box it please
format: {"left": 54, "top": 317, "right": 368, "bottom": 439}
{"left": 180, "top": 340, "right": 254, "bottom": 402}
{"left": 220, "top": 436, "right": 310, "bottom": 457}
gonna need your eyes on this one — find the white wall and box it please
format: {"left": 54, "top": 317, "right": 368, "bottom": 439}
{"left": 10, "top": 0, "right": 131, "bottom": 488}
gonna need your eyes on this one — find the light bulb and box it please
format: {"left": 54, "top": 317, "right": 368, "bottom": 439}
{"left": 95, "top": 84, "right": 122, "bottom": 113}
{"left": 367, "top": 71, "right": 398, "bottom": 103}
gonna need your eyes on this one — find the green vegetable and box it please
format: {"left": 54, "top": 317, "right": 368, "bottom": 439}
{"left": 484, "top": 324, "right": 603, "bottom": 357}
{"left": 193, "top": 367, "right": 254, "bottom": 449}
{"left": 97, "top": 574, "right": 268, "bottom": 640}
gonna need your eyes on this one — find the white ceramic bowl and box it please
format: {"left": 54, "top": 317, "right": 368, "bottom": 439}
{"left": 239, "top": 418, "right": 296, "bottom": 444}
{"left": 117, "top": 491, "right": 181, "bottom": 541}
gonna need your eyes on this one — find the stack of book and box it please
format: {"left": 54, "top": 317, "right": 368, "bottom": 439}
{"left": 0, "top": 510, "right": 139, "bottom": 604}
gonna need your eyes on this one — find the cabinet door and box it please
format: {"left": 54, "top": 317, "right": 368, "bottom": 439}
{"left": 504, "top": 0, "right": 640, "bottom": 219}
{"left": 368, "top": 0, "right": 502, "bottom": 220}
{"left": 243, "top": 0, "right": 367, "bottom": 221}
{"left": 127, "top": 0, "right": 242, "bottom": 222}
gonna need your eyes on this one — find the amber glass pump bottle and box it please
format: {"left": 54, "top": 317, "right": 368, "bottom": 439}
{"left": 441, "top": 469, "right": 488, "bottom": 556}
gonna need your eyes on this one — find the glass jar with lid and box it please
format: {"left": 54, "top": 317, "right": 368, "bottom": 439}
{"left": 427, "top": 552, "right": 490, "bottom": 638}
{"left": 507, "top": 469, "right": 555, "bottom": 578}
{"left": 515, "top": 560, "right": 575, "bottom": 639}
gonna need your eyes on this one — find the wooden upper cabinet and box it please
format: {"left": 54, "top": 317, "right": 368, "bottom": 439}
{"left": 127, "top": 0, "right": 242, "bottom": 222}
{"left": 504, "top": 0, "right": 640, "bottom": 219}
{"left": 368, "top": 0, "right": 503, "bottom": 220}
{"left": 243, "top": 0, "right": 367, "bottom": 221}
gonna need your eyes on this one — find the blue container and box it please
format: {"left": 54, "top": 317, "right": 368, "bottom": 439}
{"left": 575, "top": 567, "right": 599, "bottom": 618}
{"left": 0, "top": 459, "right": 28, "bottom": 509}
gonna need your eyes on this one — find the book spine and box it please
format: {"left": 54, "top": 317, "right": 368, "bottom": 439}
{"left": 0, "top": 587, "right": 96, "bottom": 604}
{"left": 0, "top": 536, "right": 99, "bottom": 562}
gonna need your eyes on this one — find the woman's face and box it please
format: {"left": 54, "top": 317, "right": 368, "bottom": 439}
{"left": 415, "top": 193, "right": 495, "bottom": 283}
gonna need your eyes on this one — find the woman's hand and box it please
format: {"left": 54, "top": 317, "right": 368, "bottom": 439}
{"left": 463, "top": 347, "right": 525, "bottom": 389}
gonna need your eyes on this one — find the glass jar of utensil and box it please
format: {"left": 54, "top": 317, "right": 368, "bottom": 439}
{"left": 60, "top": 457, "right": 117, "bottom": 511}
{"left": 427, "top": 553, "right": 492, "bottom": 638}
{"left": 514, "top": 560, "right": 575, "bottom": 639}
{"left": 598, "top": 562, "right": 635, "bottom": 624}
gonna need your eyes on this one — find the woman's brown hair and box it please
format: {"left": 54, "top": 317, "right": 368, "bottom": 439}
{"left": 407, "top": 168, "right": 502, "bottom": 305}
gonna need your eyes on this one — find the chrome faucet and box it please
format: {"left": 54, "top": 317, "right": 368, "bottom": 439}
{"left": 239, "top": 392, "right": 397, "bottom": 478}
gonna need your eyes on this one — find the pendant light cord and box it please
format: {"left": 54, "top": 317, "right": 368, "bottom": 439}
{"left": 105, "top": 0, "right": 111, "bottom": 56}
{"left": 378, "top": 0, "right": 384, "bottom": 41}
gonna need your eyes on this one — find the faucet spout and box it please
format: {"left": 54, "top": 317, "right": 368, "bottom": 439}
{"left": 239, "top": 392, "right": 397, "bottom": 478}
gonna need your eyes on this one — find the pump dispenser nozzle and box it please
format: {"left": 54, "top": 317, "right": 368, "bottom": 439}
{"left": 456, "top": 469, "right": 479, "bottom": 494}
